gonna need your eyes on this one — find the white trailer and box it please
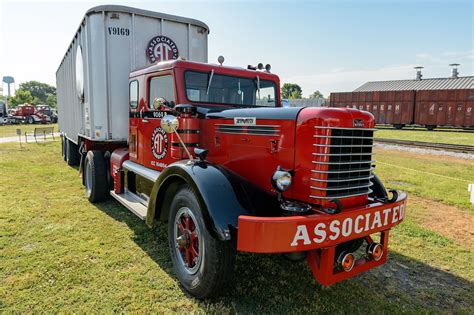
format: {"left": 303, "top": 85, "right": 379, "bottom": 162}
{"left": 56, "top": 5, "right": 209, "bottom": 153}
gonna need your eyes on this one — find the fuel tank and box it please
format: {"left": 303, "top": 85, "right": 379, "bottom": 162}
{"left": 202, "top": 106, "right": 375, "bottom": 210}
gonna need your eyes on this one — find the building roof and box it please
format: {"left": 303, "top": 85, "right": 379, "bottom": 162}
{"left": 354, "top": 76, "right": 474, "bottom": 92}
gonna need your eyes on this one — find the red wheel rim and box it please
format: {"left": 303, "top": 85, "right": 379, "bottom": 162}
{"left": 174, "top": 207, "right": 202, "bottom": 274}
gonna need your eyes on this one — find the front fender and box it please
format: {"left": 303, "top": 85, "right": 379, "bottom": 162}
{"left": 147, "top": 160, "right": 255, "bottom": 240}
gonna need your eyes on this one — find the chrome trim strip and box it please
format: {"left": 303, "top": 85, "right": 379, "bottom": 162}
{"left": 312, "top": 144, "right": 374, "bottom": 148}
{"left": 217, "top": 127, "right": 280, "bottom": 131}
{"left": 310, "top": 175, "right": 374, "bottom": 183}
{"left": 216, "top": 124, "right": 281, "bottom": 128}
{"left": 312, "top": 152, "right": 373, "bottom": 156}
{"left": 314, "top": 126, "right": 377, "bottom": 131}
{"left": 311, "top": 167, "right": 375, "bottom": 174}
{"left": 216, "top": 131, "right": 280, "bottom": 136}
{"left": 309, "top": 189, "right": 373, "bottom": 199}
{"left": 310, "top": 183, "right": 373, "bottom": 191}
{"left": 312, "top": 160, "right": 375, "bottom": 165}
{"left": 122, "top": 160, "right": 160, "bottom": 182}
{"left": 313, "top": 135, "right": 374, "bottom": 139}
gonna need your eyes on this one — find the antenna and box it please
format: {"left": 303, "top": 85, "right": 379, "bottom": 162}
{"left": 414, "top": 66, "right": 424, "bottom": 80}
{"left": 449, "top": 63, "right": 460, "bottom": 79}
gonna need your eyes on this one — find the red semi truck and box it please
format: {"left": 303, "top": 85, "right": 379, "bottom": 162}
{"left": 57, "top": 5, "right": 407, "bottom": 298}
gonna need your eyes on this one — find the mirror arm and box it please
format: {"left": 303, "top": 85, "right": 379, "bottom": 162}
{"left": 172, "top": 127, "right": 193, "bottom": 160}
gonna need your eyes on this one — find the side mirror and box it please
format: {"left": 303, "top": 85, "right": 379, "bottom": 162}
{"left": 153, "top": 97, "right": 169, "bottom": 110}
{"left": 160, "top": 114, "right": 179, "bottom": 133}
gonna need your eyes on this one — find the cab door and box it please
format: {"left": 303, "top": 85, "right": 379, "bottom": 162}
{"left": 138, "top": 72, "right": 177, "bottom": 171}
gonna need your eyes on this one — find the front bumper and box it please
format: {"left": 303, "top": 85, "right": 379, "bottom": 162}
{"left": 237, "top": 191, "right": 407, "bottom": 286}
{"left": 237, "top": 191, "right": 407, "bottom": 253}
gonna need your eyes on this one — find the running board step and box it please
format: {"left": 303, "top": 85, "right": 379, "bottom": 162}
{"left": 110, "top": 191, "right": 148, "bottom": 220}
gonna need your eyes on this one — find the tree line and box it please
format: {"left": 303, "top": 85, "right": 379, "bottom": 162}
{"left": 281, "top": 83, "right": 323, "bottom": 99}
{"left": 6, "top": 81, "right": 57, "bottom": 107}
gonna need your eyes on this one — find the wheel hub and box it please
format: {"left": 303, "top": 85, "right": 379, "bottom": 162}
{"left": 174, "top": 207, "right": 202, "bottom": 274}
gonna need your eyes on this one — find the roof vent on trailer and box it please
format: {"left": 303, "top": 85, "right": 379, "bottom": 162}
{"left": 414, "top": 66, "right": 423, "bottom": 80}
{"left": 449, "top": 63, "right": 460, "bottom": 79}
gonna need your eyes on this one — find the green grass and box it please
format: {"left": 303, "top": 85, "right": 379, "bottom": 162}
{"left": 375, "top": 128, "right": 474, "bottom": 146}
{"left": 1, "top": 142, "right": 473, "bottom": 312}
{"left": 0, "top": 123, "right": 58, "bottom": 138}
{"left": 374, "top": 148, "right": 474, "bottom": 212}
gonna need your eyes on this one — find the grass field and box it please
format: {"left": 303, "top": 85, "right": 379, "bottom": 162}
{"left": 375, "top": 128, "right": 474, "bottom": 146}
{"left": 1, "top": 142, "right": 473, "bottom": 312}
{"left": 0, "top": 123, "right": 58, "bottom": 138}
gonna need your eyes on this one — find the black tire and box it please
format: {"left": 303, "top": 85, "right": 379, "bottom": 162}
{"left": 84, "top": 150, "right": 108, "bottom": 203}
{"left": 168, "top": 185, "right": 235, "bottom": 299}
{"left": 27, "top": 116, "right": 34, "bottom": 124}
{"left": 66, "top": 140, "right": 80, "bottom": 166}
{"left": 61, "top": 136, "right": 67, "bottom": 161}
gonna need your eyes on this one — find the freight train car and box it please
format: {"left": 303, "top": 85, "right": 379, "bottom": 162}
{"left": 415, "top": 89, "right": 474, "bottom": 130}
{"left": 330, "top": 74, "right": 474, "bottom": 129}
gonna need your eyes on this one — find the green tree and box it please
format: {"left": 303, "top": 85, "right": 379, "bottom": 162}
{"left": 18, "top": 81, "right": 56, "bottom": 104}
{"left": 45, "top": 94, "right": 57, "bottom": 107}
{"left": 281, "top": 83, "right": 302, "bottom": 99}
{"left": 7, "top": 89, "right": 33, "bottom": 106}
{"left": 309, "top": 90, "right": 324, "bottom": 99}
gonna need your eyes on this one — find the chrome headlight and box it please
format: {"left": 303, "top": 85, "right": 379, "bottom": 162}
{"left": 272, "top": 168, "right": 292, "bottom": 192}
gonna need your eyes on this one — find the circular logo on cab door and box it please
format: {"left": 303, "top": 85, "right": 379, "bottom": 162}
{"left": 147, "top": 36, "right": 179, "bottom": 63}
{"left": 151, "top": 127, "right": 168, "bottom": 160}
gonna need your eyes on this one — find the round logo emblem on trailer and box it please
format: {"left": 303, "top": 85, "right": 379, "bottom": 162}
{"left": 147, "top": 36, "right": 179, "bottom": 63}
{"left": 151, "top": 127, "right": 168, "bottom": 160}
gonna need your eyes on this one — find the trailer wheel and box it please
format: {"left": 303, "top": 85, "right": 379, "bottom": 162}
{"left": 66, "top": 140, "right": 80, "bottom": 166}
{"left": 168, "top": 185, "right": 235, "bottom": 299}
{"left": 84, "top": 150, "right": 108, "bottom": 203}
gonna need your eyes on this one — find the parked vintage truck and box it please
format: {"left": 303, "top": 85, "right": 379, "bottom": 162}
{"left": 57, "top": 5, "right": 407, "bottom": 298}
{"left": 9, "top": 104, "right": 50, "bottom": 124}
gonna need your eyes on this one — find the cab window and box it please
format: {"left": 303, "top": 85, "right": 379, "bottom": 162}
{"left": 149, "top": 75, "right": 175, "bottom": 108}
{"left": 129, "top": 80, "right": 138, "bottom": 108}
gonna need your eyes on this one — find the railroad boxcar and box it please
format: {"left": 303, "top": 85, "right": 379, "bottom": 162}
{"left": 415, "top": 89, "right": 474, "bottom": 129}
{"left": 330, "top": 75, "right": 474, "bottom": 129}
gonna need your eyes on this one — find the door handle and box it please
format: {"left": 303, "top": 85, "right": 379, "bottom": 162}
{"left": 141, "top": 119, "right": 149, "bottom": 123}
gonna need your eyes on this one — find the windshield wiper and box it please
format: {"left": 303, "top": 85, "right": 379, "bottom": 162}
{"left": 206, "top": 69, "right": 214, "bottom": 95}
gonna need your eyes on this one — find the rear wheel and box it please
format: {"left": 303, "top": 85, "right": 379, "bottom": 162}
{"left": 84, "top": 150, "right": 108, "bottom": 203}
{"left": 168, "top": 186, "right": 235, "bottom": 299}
{"left": 66, "top": 140, "right": 80, "bottom": 166}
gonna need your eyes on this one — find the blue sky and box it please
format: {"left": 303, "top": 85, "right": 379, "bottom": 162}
{"left": 1, "top": 0, "right": 473, "bottom": 97}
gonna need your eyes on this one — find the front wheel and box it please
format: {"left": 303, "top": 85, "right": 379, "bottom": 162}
{"left": 168, "top": 186, "right": 235, "bottom": 299}
{"left": 28, "top": 116, "right": 34, "bottom": 124}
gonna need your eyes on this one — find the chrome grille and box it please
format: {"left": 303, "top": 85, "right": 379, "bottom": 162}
{"left": 310, "top": 127, "right": 374, "bottom": 200}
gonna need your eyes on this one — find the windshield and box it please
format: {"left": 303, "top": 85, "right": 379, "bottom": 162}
{"left": 185, "top": 71, "right": 277, "bottom": 107}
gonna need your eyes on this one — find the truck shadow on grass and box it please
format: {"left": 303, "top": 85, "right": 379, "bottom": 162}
{"left": 95, "top": 200, "right": 473, "bottom": 313}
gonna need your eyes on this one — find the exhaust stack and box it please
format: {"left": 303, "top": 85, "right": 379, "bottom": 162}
{"left": 414, "top": 66, "right": 424, "bottom": 80}
{"left": 449, "top": 63, "right": 460, "bottom": 79}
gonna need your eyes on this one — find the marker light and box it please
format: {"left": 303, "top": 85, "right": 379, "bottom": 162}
{"left": 337, "top": 252, "right": 355, "bottom": 272}
{"left": 265, "top": 64, "right": 271, "bottom": 72}
{"left": 257, "top": 63, "right": 264, "bottom": 70}
{"left": 272, "top": 169, "right": 292, "bottom": 192}
{"left": 367, "top": 243, "right": 384, "bottom": 261}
